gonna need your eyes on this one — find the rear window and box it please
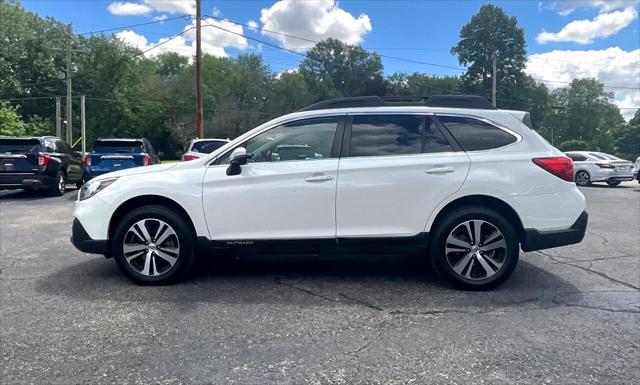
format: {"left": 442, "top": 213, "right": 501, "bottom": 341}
{"left": 191, "top": 140, "right": 227, "bottom": 154}
{"left": 0, "top": 139, "right": 41, "bottom": 154}
{"left": 567, "top": 153, "right": 587, "bottom": 162}
{"left": 438, "top": 116, "right": 517, "bottom": 151}
{"left": 92, "top": 140, "right": 143, "bottom": 153}
{"left": 589, "top": 153, "right": 607, "bottom": 160}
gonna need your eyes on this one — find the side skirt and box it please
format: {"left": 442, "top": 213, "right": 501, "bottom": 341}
{"left": 197, "top": 233, "right": 430, "bottom": 257}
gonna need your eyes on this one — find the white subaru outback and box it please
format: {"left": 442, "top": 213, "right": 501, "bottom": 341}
{"left": 71, "top": 95, "right": 587, "bottom": 290}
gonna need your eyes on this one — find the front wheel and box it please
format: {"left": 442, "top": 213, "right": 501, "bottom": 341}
{"left": 575, "top": 171, "right": 591, "bottom": 186}
{"left": 112, "top": 205, "right": 195, "bottom": 285}
{"left": 430, "top": 206, "right": 519, "bottom": 291}
{"left": 606, "top": 180, "right": 621, "bottom": 187}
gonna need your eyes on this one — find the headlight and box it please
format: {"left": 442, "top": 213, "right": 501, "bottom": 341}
{"left": 78, "top": 177, "right": 118, "bottom": 201}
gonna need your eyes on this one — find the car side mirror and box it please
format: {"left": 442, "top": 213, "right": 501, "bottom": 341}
{"left": 226, "top": 147, "right": 251, "bottom": 176}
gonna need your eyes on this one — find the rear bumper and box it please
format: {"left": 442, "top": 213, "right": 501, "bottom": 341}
{"left": 608, "top": 176, "right": 634, "bottom": 182}
{"left": 522, "top": 211, "right": 588, "bottom": 252}
{"left": 71, "top": 218, "right": 108, "bottom": 255}
{"left": 0, "top": 174, "right": 55, "bottom": 190}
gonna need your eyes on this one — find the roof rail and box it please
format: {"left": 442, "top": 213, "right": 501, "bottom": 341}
{"left": 298, "top": 95, "right": 497, "bottom": 111}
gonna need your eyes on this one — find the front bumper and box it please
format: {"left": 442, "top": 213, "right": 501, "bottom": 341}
{"left": 522, "top": 211, "right": 588, "bottom": 252}
{"left": 71, "top": 218, "right": 108, "bottom": 255}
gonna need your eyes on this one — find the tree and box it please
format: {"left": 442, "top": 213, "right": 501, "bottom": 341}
{"left": 614, "top": 110, "right": 640, "bottom": 160}
{"left": 300, "top": 38, "right": 383, "bottom": 98}
{"left": 0, "top": 102, "right": 27, "bottom": 136}
{"left": 541, "top": 79, "right": 624, "bottom": 153}
{"left": 452, "top": 4, "right": 527, "bottom": 106}
{"left": 557, "top": 139, "right": 590, "bottom": 152}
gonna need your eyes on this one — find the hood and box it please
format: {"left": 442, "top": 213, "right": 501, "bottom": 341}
{"left": 93, "top": 162, "right": 180, "bottom": 180}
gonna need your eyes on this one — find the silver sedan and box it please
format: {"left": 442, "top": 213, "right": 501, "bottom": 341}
{"left": 565, "top": 151, "right": 634, "bottom": 187}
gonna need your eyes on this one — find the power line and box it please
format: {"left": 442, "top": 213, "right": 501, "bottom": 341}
{"left": 77, "top": 15, "right": 190, "bottom": 35}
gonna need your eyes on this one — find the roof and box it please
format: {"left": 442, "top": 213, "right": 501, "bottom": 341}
{"left": 299, "top": 95, "right": 497, "bottom": 112}
{"left": 95, "top": 138, "right": 144, "bottom": 142}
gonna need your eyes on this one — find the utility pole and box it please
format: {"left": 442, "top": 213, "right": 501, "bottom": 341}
{"left": 195, "top": 0, "right": 204, "bottom": 138}
{"left": 55, "top": 97, "right": 61, "bottom": 137}
{"left": 491, "top": 49, "right": 497, "bottom": 108}
{"left": 65, "top": 24, "right": 73, "bottom": 145}
{"left": 80, "top": 95, "right": 86, "bottom": 156}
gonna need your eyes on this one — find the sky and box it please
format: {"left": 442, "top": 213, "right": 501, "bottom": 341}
{"left": 21, "top": 0, "right": 640, "bottom": 118}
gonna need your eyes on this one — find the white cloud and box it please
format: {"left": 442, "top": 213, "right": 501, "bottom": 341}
{"left": 526, "top": 47, "right": 640, "bottom": 119}
{"left": 107, "top": 2, "right": 152, "bottom": 15}
{"left": 259, "top": 0, "right": 372, "bottom": 50}
{"left": 537, "top": 7, "right": 637, "bottom": 44}
{"left": 539, "top": 1, "right": 638, "bottom": 16}
{"left": 152, "top": 14, "right": 168, "bottom": 21}
{"left": 115, "top": 17, "right": 248, "bottom": 59}
{"left": 143, "top": 0, "right": 195, "bottom": 14}
{"left": 247, "top": 20, "right": 258, "bottom": 32}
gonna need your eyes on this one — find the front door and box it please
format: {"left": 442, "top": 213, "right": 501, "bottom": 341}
{"left": 202, "top": 116, "right": 344, "bottom": 241}
{"left": 336, "top": 114, "right": 470, "bottom": 238}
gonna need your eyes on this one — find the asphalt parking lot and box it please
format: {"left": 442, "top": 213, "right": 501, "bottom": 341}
{"left": 1, "top": 182, "right": 639, "bottom": 385}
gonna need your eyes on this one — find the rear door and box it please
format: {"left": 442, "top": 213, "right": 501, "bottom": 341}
{"left": 336, "top": 114, "right": 470, "bottom": 238}
{"left": 55, "top": 140, "right": 82, "bottom": 181}
{"left": 0, "top": 138, "right": 41, "bottom": 176}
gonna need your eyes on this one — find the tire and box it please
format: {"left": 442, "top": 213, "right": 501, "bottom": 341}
{"left": 112, "top": 205, "right": 195, "bottom": 285}
{"left": 48, "top": 171, "right": 66, "bottom": 196}
{"left": 429, "top": 206, "right": 520, "bottom": 291}
{"left": 606, "top": 180, "right": 621, "bottom": 187}
{"left": 575, "top": 170, "right": 591, "bottom": 186}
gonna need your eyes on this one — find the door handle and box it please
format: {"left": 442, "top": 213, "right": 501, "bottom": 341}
{"left": 425, "top": 166, "right": 454, "bottom": 174}
{"left": 304, "top": 174, "right": 333, "bottom": 182}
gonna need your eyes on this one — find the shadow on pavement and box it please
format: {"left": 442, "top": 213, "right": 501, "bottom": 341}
{"left": 36, "top": 254, "right": 580, "bottom": 313}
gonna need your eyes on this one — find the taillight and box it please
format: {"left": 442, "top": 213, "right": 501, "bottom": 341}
{"left": 143, "top": 154, "right": 152, "bottom": 166}
{"left": 182, "top": 154, "right": 199, "bottom": 161}
{"left": 595, "top": 163, "right": 615, "bottom": 169}
{"left": 83, "top": 155, "right": 91, "bottom": 167}
{"left": 532, "top": 157, "right": 574, "bottom": 182}
{"left": 38, "top": 153, "right": 51, "bottom": 167}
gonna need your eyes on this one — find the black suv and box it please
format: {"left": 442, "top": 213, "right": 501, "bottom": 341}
{"left": 0, "top": 136, "right": 84, "bottom": 196}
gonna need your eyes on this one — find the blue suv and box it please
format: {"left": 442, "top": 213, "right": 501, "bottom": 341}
{"left": 84, "top": 138, "right": 161, "bottom": 181}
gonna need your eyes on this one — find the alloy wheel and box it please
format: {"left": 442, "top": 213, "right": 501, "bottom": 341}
{"left": 575, "top": 171, "right": 589, "bottom": 186}
{"left": 122, "top": 219, "right": 180, "bottom": 277}
{"left": 58, "top": 174, "right": 65, "bottom": 194}
{"left": 445, "top": 220, "right": 507, "bottom": 280}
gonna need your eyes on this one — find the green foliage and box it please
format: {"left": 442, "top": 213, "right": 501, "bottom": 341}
{"left": 452, "top": 4, "right": 527, "bottom": 104}
{"left": 540, "top": 79, "right": 625, "bottom": 154}
{"left": 300, "top": 38, "right": 383, "bottom": 98}
{"left": 557, "top": 139, "right": 591, "bottom": 152}
{"left": 0, "top": 102, "right": 27, "bottom": 136}
{"left": 615, "top": 111, "right": 640, "bottom": 160}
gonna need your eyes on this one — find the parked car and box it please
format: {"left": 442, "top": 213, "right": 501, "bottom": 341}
{"left": 84, "top": 138, "right": 161, "bottom": 181}
{"left": 0, "top": 136, "right": 83, "bottom": 196}
{"left": 182, "top": 138, "right": 229, "bottom": 161}
{"left": 635, "top": 156, "right": 640, "bottom": 183}
{"left": 71, "top": 95, "right": 587, "bottom": 290}
{"left": 565, "top": 151, "right": 634, "bottom": 186}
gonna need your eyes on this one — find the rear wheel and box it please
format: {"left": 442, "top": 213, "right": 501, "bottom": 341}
{"left": 575, "top": 171, "right": 591, "bottom": 186}
{"left": 606, "top": 180, "right": 621, "bottom": 187}
{"left": 430, "top": 206, "right": 519, "bottom": 291}
{"left": 112, "top": 205, "right": 195, "bottom": 285}
{"left": 48, "top": 171, "right": 65, "bottom": 196}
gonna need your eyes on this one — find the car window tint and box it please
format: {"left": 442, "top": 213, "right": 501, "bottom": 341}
{"left": 93, "top": 141, "right": 144, "bottom": 153}
{"left": 423, "top": 117, "right": 454, "bottom": 153}
{"left": 237, "top": 117, "right": 338, "bottom": 164}
{"left": 567, "top": 154, "right": 587, "bottom": 161}
{"left": 589, "top": 153, "right": 606, "bottom": 160}
{"left": 350, "top": 115, "right": 423, "bottom": 157}
{"left": 192, "top": 140, "right": 227, "bottom": 154}
{"left": 438, "top": 116, "right": 516, "bottom": 151}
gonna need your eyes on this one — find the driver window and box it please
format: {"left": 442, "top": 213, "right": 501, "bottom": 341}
{"left": 221, "top": 117, "right": 339, "bottom": 164}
